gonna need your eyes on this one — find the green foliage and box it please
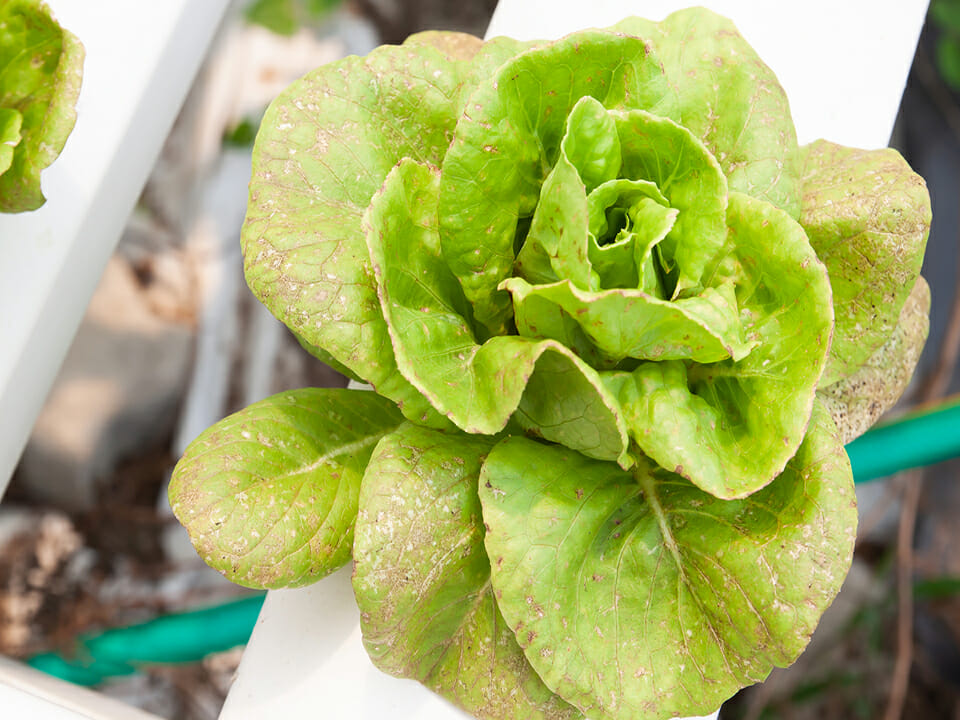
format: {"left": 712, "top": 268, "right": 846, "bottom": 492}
{"left": 171, "top": 9, "right": 931, "bottom": 719}
{"left": 0, "top": 0, "right": 83, "bottom": 213}
{"left": 244, "top": 0, "right": 342, "bottom": 36}
{"left": 931, "top": 0, "right": 960, "bottom": 90}
{"left": 222, "top": 116, "right": 260, "bottom": 148}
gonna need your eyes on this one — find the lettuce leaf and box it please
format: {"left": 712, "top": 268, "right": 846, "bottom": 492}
{"left": 169, "top": 389, "right": 403, "bottom": 589}
{"left": 353, "top": 424, "right": 582, "bottom": 720}
{"left": 799, "top": 140, "right": 931, "bottom": 386}
{"left": 480, "top": 404, "right": 855, "bottom": 720}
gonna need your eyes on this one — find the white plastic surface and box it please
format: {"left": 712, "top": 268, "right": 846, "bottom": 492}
{"left": 0, "top": 657, "right": 162, "bottom": 720}
{"left": 0, "top": 0, "right": 230, "bottom": 495}
{"left": 486, "top": 0, "right": 928, "bottom": 150}
{"left": 220, "top": 567, "right": 477, "bottom": 719}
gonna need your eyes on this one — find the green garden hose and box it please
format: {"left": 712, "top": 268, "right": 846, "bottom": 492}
{"left": 27, "top": 594, "right": 265, "bottom": 685}
{"left": 845, "top": 395, "right": 960, "bottom": 483}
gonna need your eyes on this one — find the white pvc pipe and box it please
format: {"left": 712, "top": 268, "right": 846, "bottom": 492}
{"left": 486, "top": 0, "right": 928, "bottom": 151}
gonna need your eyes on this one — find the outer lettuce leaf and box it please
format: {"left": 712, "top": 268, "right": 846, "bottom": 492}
{"left": 403, "top": 32, "right": 540, "bottom": 108}
{"left": 479, "top": 404, "right": 856, "bottom": 720}
{"left": 365, "top": 159, "right": 630, "bottom": 465}
{"left": 403, "top": 30, "right": 484, "bottom": 60}
{"left": 439, "top": 31, "right": 676, "bottom": 335}
{"left": 242, "top": 39, "right": 491, "bottom": 426}
{"left": 603, "top": 192, "right": 833, "bottom": 499}
{"left": 615, "top": 9, "right": 801, "bottom": 216}
{"left": 820, "top": 277, "right": 930, "bottom": 444}
{"left": 799, "top": 140, "right": 931, "bottom": 386}
{"left": 353, "top": 424, "right": 581, "bottom": 720}
{"left": 292, "top": 330, "right": 365, "bottom": 384}
{"left": 0, "top": 0, "right": 83, "bottom": 213}
{"left": 168, "top": 389, "right": 403, "bottom": 589}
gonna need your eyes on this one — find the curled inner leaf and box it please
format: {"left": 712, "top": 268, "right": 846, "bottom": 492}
{"left": 365, "top": 159, "right": 631, "bottom": 466}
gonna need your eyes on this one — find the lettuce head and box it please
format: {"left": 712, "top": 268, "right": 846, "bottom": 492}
{"left": 170, "top": 9, "right": 930, "bottom": 720}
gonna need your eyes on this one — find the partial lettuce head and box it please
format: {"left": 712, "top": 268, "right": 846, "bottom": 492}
{"left": 0, "top": 0, "right": 84, "bottom": 213}
{"left": 171, "top": 7, "right": 932, "bottom": 720}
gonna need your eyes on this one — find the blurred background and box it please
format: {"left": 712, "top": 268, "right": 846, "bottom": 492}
{"left": 2, "top": 1, "right": 960, "bottom": 718}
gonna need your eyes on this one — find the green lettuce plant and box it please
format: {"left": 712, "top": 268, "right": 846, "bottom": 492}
{"left": 170, "top": 9, "right": 930, "bottom": 719}
{"left": 0, "top": 0, "right": 83, "bottom": 213}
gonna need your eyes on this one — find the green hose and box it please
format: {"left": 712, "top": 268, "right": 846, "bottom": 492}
{"left": 24, "top": 398, "right": 960, "bottom": 686}
{"left": 845, "top": 395, "right": 960, "bottom": 483}
{"left": 27, "top": 594, "right": 264, "bottom": 685}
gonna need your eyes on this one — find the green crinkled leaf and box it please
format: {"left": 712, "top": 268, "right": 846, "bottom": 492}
{"left": 0, "top": 0, "right": 83, "bottom": 213}
{"left": 0, "top": 108, "right": 22, "bottom": 176}
{"left": 514, "top": 138, "right": 592, "bottom": 290}
{"left": 615, "top": 8, "right": 801, "bottom": 216}
{"left": 820, "top": 276, "right": 930, "bottom": 444}
{"left": 439, "top": 31, "right": 677, "bottom": 335}
{"left": 480, "top": 403, "right": 856, "bottom": 720}
{"left": 168, "top": 388, "right": 403, "bottom": 589}
{"left": 505, "top": 284, "right": 618, "bottom": 370}
{"left": 799, "top": 140, "right": 931, "bottom": 386}
{"left": 353, "top": 424, "right": 581, "bottom": 720}
{"left": 514, "top": 96, "right": 728, "bottom": 299}
{"left": 403, "top": 32, "right": 539, "bottom": 111}
{"left": 588, "top": 179, "right": 669, "bottom": 241}
{"left": 586, "top": 180, "right": 674, "bottom": 292}
{"left": 503, "top": 277, "right": 753, "bottom": 364}
{"left": 612, "top": 108, "right": 728, "bottom": 294}
{"left": 242, "top": 41, "right": 488, "bottom": 427}
{"left": 560, "top": 95, "right": 621, "bottom": 193}
{"left": 365, "top": 159, "right": 630, "bottom": 465}
{"left": 514, "top": 97, "right": 630, "bottom": 292}
{"left": 604, "top": 192, "right": 833, "bottom": 499}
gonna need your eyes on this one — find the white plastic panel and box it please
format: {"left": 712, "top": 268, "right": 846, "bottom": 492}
{"left": 220, "top": 567, "right": 478, "bottom": 719}
{"left": 0, "top": 658, "right": 162, "bottom": 720}
{"left": 0, "top": 0, "right": 230, "bottom": 495}
{"left": 486, "top": 0, "right": 929, "bottom": 150}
